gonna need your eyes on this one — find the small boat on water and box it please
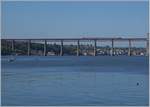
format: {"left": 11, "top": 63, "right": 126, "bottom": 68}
{"left": 8, "top": 56, "right": 16, "bottom": 62}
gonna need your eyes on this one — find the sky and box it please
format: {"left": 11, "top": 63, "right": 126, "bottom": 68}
{"left": 2, "top": 1, "right": 149, "bottom": 39}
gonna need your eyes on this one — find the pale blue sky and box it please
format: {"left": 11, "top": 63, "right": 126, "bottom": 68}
{"left": 2, "top": 1, "right": 149, "bottom": 39}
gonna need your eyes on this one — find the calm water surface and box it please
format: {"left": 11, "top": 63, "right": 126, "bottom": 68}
{"left": 1, "top": 56, "right": 149, "bottom": 106}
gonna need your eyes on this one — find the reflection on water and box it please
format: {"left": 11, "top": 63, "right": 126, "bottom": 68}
{"left": 1, "top": 56, "right": 149, "bottom": 106}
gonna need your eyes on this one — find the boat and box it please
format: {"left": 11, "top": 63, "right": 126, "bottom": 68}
{"left": 8, "top": 56, "right": 16, "bottom": 62}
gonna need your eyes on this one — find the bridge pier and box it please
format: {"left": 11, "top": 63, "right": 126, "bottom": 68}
{"left": 27, "top": 40, "right": 31, "bottom": 56}
{"left": 128, "top": 39, "right": 131, "bottom": 56}
{"left": 77, "top": 40, "right": 80, "bottom": 56}
{"left": 11, "top": 40, "right": 15, "bottom": 53}
{"left": 44, "top": 40, "right": 47, "bottom": 56}
{"left": 146, "top": 33, "right": 149, "bottom": 56}
{"left": 94, "top": 40, "right": 97, "bottom": 56}
{"left": 111, "top": 39, "right": 114, "bottom": 56}
{"left": 60, "top": 40, "right": 63, "bottom": 56}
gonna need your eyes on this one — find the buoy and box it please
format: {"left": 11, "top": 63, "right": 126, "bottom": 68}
{"left": 137, "top": 82, "right": 139, "bottom": 86}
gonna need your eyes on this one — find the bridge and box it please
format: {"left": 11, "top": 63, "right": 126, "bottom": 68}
{"left": 2, "top": 36, "right": 149, "bottom": 56}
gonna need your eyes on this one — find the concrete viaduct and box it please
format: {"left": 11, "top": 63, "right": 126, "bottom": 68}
{"left": 2, "top": 36, "right": 149, "bottom": 56}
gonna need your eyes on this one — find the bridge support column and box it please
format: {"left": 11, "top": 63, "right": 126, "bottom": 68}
{"left": 128, "top": 39, "right": 131, "bottom": 56}
{"left": 11, "top": 40, "right": 15, "bottom": 53}
{"left": 60, "top": 40, "right": 63, "bottom": 56}
{"left": 111, "top": 39, "right": 114, "bottom": 56}
{"left": 27, "top": 40, "right": 31, "bottom": 56}
{"left": 44, "top": 40, "right": 47, "bottom": 56}
{"left": 94, "top": 40, "right": 97, "bottom": 56}
{"left": 77, "top": 40, "right": 80, "bottom": 56}
{"left": 146, "top": 33, "right": 149, "bottom": 56}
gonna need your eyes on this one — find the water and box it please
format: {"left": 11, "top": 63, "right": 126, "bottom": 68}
{"left": 1, "top": 56, "right": 149, "bottom": 106}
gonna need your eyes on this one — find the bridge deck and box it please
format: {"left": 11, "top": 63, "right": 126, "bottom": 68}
{"left": 1, "top": 37, "right": 147, "bottom": 41}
